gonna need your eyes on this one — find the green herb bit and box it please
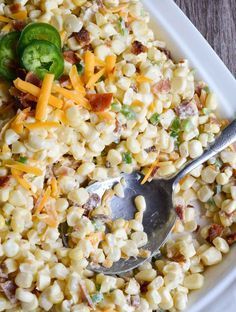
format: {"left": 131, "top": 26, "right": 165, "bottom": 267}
{"left": 76, "top": 63, "right": 84, "bottom": 75}
{"left": 150, "top": 113, "right": 160, "bottom": 126}
{"left": 182, "top": 119, "right": 193, "bottom": 132}
{"left": 203, "top": 86, "right": 210, "bottom": 93}
{"left": 121, "top": 105, "right": 136, "bottom": 120}
{"left": 207, "top": 198, "right": 216, "bottom": 206}
{"left": 122, "top": 152, "right": 132, "bottom": 164}
{"left": 91, "top": 292, "right": 104, "bottom": 304}
{"left": 170, "top": 117, "right": 181, "bottom": 139}
{"left": 202, "top": 107, "right": 211, "bottom": 115}
{"left": 18, "top": 156, "right": 28, "bottom": 163}
{"left": 118, "top": 17, "right": 126, "bottom": 36}
{"left": 111, "top": 102, "right": 121, "bottom": 112}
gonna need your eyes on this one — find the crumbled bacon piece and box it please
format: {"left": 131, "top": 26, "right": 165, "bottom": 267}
{"left": 131, "top": 295, "right": 140, "bottom": 307}
{"left": 9, "top": 3, "right": 21, "bottom": 13}
{"left": 175, "top": 100, "right": 198, "bottom": 119}
{"left": 226, "top": 232, "right": 236, "bottom": 245}
{"left": 206, "top": 224, "right": 224, "bottom": 243}
{"left": 150, "top": 166, "right": 159, "bottom": 178}
{"left": 131, "top": 40, "right": 147, "bottom": 55}
{"left": 83, "top": 194, "right": 100, "bottom": 211}
{"left": 158, "top": 47, "right": 172, "bottom": 59}
{"left": 63, "top": 51, "right": 79, "bottom": 64}
{"left": 152, "top": 79, "right": 171, "bottom": 94}
{"left": 0, "top": 176, "right": 10, "bottom": 188}
{"left": 10, "top": 87, "right": 37, "bottom": 109}
{"left": 74, "top": 27, "right": 90, "bottom": 46}
{"left": 59, "top": 75, "right": 71, "bottom": 88}
{"left": 12, "top": 20, "right": 26, "bottom": 31}
{"left": 87, "top": 93, "right": 113, "bottom": 112}
{"left": 175, "top": 205, "right": 184, "bottom": 220}
{"left": 145, "top": 146, "right": 157, "bottom": 153}
{"left": 0, "top": 280, "right": 17, "bottom": 304}
{"left": 16, "top": 68, "right": 27, "bottom": 80}
{"left": 25, "top": 72, "right": 42, "bottom": 87}
{"left": 170, "top": 251, "right": 186, "bottom": 263}
{"left": 114, "top": 119, "right": 122, "bottom": 134}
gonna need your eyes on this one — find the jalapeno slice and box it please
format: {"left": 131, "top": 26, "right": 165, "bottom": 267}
{"left": 0, "top": 32, "right": 20, "bottom": 80}
{"left": 18, "top": 23, "right": 61, "bottom": 53}
{"left": 21, "top": 40, "right": 64, "bottom": 80}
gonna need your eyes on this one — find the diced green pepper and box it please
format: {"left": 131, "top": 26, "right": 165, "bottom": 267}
{"left": 18, "top": 156, "right": 28, "bottom": 164}
{"left": 111, "top": 102, "right": 121, "bottom": 112}
{"left": 122, "top": 152, "right": 132, "bottom": 164}
{"left": 121, "top": 105, "right": 136, "bottom": 120}
{"left": 149, "top": 113, "right": 160, "bottom": 126}
{"left": 76, "top": 63, "right": 84, "bottom": 75}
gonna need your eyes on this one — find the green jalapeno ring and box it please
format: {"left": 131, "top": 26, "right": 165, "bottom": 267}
{"left": 0, "top": 32, "right": 20, "bottom": 80}
{"left": 18, "top": 22, "right": 61, "bottom": 54}
{"left": 21, "top": 40, "right": 64, "bottom": 80}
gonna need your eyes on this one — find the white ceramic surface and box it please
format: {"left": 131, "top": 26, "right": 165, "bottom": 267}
{"left": 142, "top": 0, "right": 236, "bottom": 311}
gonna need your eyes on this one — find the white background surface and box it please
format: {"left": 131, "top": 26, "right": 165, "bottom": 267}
{"left": 143, "top": 1, "right": 236, "bottom": 311}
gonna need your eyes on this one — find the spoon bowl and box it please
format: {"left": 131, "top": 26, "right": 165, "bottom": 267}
{"left": 86, "top": 120, "right": 236, "bottom": 274}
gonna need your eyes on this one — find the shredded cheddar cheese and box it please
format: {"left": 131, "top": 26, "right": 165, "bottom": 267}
{"left": 35, "top": 186, "right": 51, "bottom": 214}
{"left": 84, "top": 50, "right": 95, "bottom": 83}
{"left": 86, "top": 68, "right": 106, "bottom": 89}
{"left": 50, "top": 177, "right": 59, "bottom": 198}
{"left": 141, "top": 159, "right": 159, "bottom": 185}
{"left": 0, "top": 16, "right": 11, "bottom": 23}
{"left": 24, "top": 121, "right": 60, "bottom": 130}
{"left": 53, "top": 85, "right": 90, "bottom": 108}
{"left": 11, "top": 168, "right": 32, "bottom": 193}
{"left": 105, "top": 55, "right": 117, "bottom": 74}
{"left": 35, "top": 74, "right": 54, "bottom": 121}
{"left": 69, "top": 65, "right": 85, "bottom": 94}
{"left": 10, "top": 10, "right": 27, "bottom": 20}
{"left": 14, "top": 78, "right": 62, "bottom": 108}
{"left": 136, "top": 75, "right": 153, "bottom": 83}
{"left": 6, "top": 161, "right": 43, "bottom": 176}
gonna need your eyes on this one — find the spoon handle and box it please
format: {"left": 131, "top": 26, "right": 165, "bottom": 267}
{"left": 173, "top": 119, "right": 236, "bottom": 187}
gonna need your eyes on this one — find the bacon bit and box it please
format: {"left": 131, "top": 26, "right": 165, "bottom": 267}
{"left": 145, "top": 146, "right": 157, "bottom": 153}
{"left": 175, "top": 205, "right": 184, "bottom": 220}
{"left": 59, "top": 75, "right": 71, "bottom": 88}
{"left": 131, "top": 40, "right": 147, "bottom": 55}
{"left": 10, "top": 87, "right": 37, "bottom": 109}
{"left": 79, "top": 280, "right": 95, "bottom": 309}
{"left": 63, "top": 50, "right": 79, "bottom": 64}
{"left": 83, "top": 193, "right": 100, "bottom": 211}
{"left": 152, "top": 79, "right": 171, "bottom": 94}
{"left": 25, "top": 72, "right": 42, "bottom": 88}
{"left": 16, "top": 68, "right": 27, "bottom": 80}
{"left": 87, "top": 93, "right": 113, "bottom": 112}
{"left": 74, "top": 27, "right": 90, "bottom": 46}
{"left": 225, "top": 232, "right": 236, "bottom": 246}
{"left": 0, "top": 176, "right": 10, "bottom": 188}
{"left": 175, "top": 100, "right": 198, "bottom": 119}
{"left": 170, "top": 251, "right": 186, "bottom": 263}
{"left": 158, "top": 47, "right": 172, "bottom": 59}
{"left": 114, "top": 119, "right": 122, "bottom": 134}
{"left": 140, "top": 281, "right": 149, "bottom": 293}
{"left": 12, "top": 20, "right": 26, "bottom": 31}
{"left": 9, "top": 3, "right": 21, "bottom": 13}
{"left": 131, "top": 295, "right": 140, "bottom": 307}
{"left": 206, "top": 224, "right": 224, "bottom": 243}
{"left": 0, "top": 280, "right": 17, "bottom": 304}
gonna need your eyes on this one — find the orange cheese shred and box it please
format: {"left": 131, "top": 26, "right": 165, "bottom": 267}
{"left": 24, "top": 121, "right": 60, "bottom": 130}
{"left": 136, "top": 75, "right": 153, "bottom": 83}
{"left": 105, "top": 55, "right": 117, "bottom": 74}
{"left": 35, "top": 74, "right": 54, "bottom": 121}
{"left": 6, "top": 161, "right": 43, "bottom": 176}
{"left": 84, "top": 50, "right": 95, "bottom": 83}
{"left": 0, "top": 16, "right": 11, "bottom": 23}
{"left": 10, "top": 10, "right": 27, "bottom": 20}
{"left": 50, "top": 177, "right": 59, "bottom": 198}
{"left": 95, "top": 57, "right": 106, "bottom": 67}
{"left": 69, "top": 65, "right": 85, "bottom": 94}
{"left": 14, "top": 78, "right": 62, "bottom": 108}
{"left": 35, "top": 186, "right": 51, "bottom": 214}
{"left": 86, "top": 68, "right": 106, "bottom": 89}
{"left": 141, "top": 159, "right": 159, "bottom": 185}
{"left": 11, "top": 108, "right": 30, "bottom": 134}
{"left": 11, "top": 168, "right": 32, "bottom": 193}
{"left": 53, "top": 85, "right": 90, "bottom": 109}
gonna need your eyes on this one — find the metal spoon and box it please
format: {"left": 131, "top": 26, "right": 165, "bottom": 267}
{"left": 87, "top": 120, "right": 236, "bottom": 274}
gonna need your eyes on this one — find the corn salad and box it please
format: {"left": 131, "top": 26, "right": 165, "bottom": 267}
{"left": 0, "top": 0, "right": 235, "bottom": 311}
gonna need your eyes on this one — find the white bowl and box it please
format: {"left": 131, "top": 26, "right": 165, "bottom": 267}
{"left": 143, "top": 0, "right": 236, "bottom": 311}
